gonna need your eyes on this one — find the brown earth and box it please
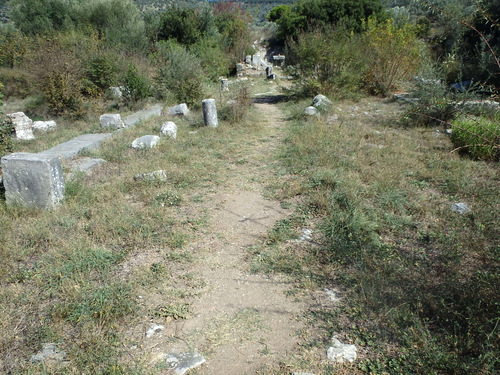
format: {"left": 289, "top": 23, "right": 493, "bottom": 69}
{"left": 123, "top": 98, "right": 315, "bottom": 374}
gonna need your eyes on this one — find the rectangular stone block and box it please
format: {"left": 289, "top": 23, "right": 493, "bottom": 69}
{"left": 1, "top": 153, "right": 65, "bottom": 209}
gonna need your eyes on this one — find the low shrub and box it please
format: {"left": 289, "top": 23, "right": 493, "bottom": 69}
{"left": 286, "top": 26, "right": 367, "bottom": 99}
{"left": 0, "top": 68, "right": 33, "bottom": 98}
{"left": 451, "top": 116, "right": 500, "bottom": 160}
{"left": 219, "top": 84, "right": 252, "bottom": 124}
{"left": 403, "top": 79, "right": 458, "bottom": 127}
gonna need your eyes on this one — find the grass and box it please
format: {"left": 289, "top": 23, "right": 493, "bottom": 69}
{"left": 451, "top": 114, "right": 500, "bottom": 161}
{"left": 1, "top": 73, "right": 498, "bottom": 373}
{"left": 252, "top": 97, "right": 500, "bottom": 374}
{"left": 0, "top": 87, "right": 261, "bottom": 373}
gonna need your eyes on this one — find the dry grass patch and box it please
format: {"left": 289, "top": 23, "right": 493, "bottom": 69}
{"left": 255, "top": 96, "right": 499, "bottom": 373}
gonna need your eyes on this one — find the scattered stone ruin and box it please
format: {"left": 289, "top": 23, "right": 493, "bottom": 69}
{"left": 202, "top": 99, "right": 218, "bottom": 127}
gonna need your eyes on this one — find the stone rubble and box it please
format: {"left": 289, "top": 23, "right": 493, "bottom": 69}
{"left": 304, "top": 106, "right": 319, "bottom": 117}
{"left": 451, "top": 202, "right": 472, "bottom": 215}
{"left": 327, "top": 337, "right": 357, "bottom": 363}
{"left": 131, "top": 135, "right": 160, "bottom": 149}
{"left": 312, "top": 94, "right": 332, "bottom": 109}
{"left": 6, "top": 112, "right": 35, "bottom": 140}
{"left": 133, "top": 170, "right": 168, "bottom": 182}
{"left": 146, "top": 323, "right": 164, "bottom": 338}
{"left": 100, "top": 114, "right": 125, "bottom": 129}
{"left": 160, "top": 121, "right": 177, "bottom": 139}
{"left": 164, "top": 351, "right": 205, "bottom": 375}
{"left": 31, "top": 343, "right": 66, "bottom": 363}
{"left": 167, "top": 103, "right": 190, "bottom": 117}
{"left": 33, "top": 120, "right": 57, "bottom": 132}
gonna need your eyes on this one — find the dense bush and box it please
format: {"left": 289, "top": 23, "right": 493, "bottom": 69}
{"left": 363, "top": 17, "right": 424, "bottom": 95}
{"left": 155, "top": 42, "right": 204, "bottom": 105}
{"left": 123, "top": 64, "right": 151, "bottom": 104}
{"left": 82, "top": 53, "right": 118, "bottom": 97}
{"left": 28, "top": 38, "right": 84, "bottom": 117}
{"left": 286, "top": 26, "right": 367, "bottom": 98}
{"left": 269, "top": 0, "right": 386, "bottom": 40}
{"left": 77, "top": 0, "right": 147, "bottom": 51}
{"left": 0, "top": 26, "right": 29, "bottom": 68}
{"left": 8, "top": 0, "right": 76, "bottom": 35}
{"left": 158, "top": 6, "right": 205, "bottom": 46}
{"left": 213, "top": 3, "right": 253, "bottom": 65}
{"left": 9, "top": 0, "right": 147, "bottom": 50}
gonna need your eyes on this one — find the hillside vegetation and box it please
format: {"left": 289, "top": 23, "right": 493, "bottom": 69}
{"left": 0, "top": 0, "right": 499, "bottom": 374}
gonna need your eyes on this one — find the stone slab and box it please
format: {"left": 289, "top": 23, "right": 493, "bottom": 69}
{"left": 1, "top": 153, "right": 64, "bottom": 209}
{"left": 39, "top": 133, "right": 112, "bottom": 160}
{"left": 164, "top": 351, "right": 205, "bottom": 375}
{"left": 123, "top": 104, "right": 163, "bottom": 127}
{"left": 65, "top": 157, "right": 106, "bottom": 173}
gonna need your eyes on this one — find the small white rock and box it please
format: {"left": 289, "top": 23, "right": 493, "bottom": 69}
{"left": 327, "top": 338, "right": 357, "bottom": 363}
{"left": 131, "top": 135, "right": 160, "bottom": 149}
{"left": 146, "top": 323, "right": 164, "bottom": 338}
{"left": 304, "top": 106, "right": 319, "bottom": 117}
{"left": 33, "top": 120, "right": 57, "bottom": 131}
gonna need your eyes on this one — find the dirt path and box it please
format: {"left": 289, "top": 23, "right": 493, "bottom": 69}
{"left": 138, "top": 99, "right": 308, "bottom": 374}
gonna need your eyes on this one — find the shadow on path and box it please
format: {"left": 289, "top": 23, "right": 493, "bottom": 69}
{"left": 253, "top": 94, "right": 288, "bottom": 104}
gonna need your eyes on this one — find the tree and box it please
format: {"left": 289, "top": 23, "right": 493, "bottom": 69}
{"left": 269, "top": 0, "right": 385, "bottom": 41}
{"left": 8, "top": 0, "right": 146, "bottom": 50}
{"left": 8, "top": 0, "right": 76, "bottom": 35}
{"left": 158, "top": 6, "right": 203, "bottom": 45}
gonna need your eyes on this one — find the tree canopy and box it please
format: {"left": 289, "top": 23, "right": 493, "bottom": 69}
{"left": 269, "top": 0, "right": 386, "bottom": 40}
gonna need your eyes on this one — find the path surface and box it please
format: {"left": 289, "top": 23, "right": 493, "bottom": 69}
{"left": 177, "top": 100, "right": 305, "bottom": 374}
{"left": 131, "top": 98, "right": 309, "bottom": 374}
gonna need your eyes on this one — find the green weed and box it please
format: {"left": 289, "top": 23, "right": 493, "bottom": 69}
{"left": 451, "top": 116, "right": 500, "bottom": 160}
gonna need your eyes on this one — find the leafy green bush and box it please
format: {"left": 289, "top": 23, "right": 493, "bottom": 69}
{"left": 77, "top": 0, "right": 147, "bottom": 50}
{"left": 122, "top": 64, "right": 150, "bottom": 103}
{"left": 269, "top": 0, "right": 386, "bottom": 40}
{"left": 0, "top": 81, "right": 14, "bottom": 158}
{"left": 158, "top": 6, "right": 203, "bottom": 46}
{"left": 8, "top": 0, "right": 76, "bottom": 35}
{"left": 363, "top": 17, "right": 424, "bottom": 95}
{"left": 155, "top": 43, "right": 204, "bottom": 105}
{"left": 82, "top": 54, "right": 118, "bottom": 97}
{"left": 286, "top": 26, "right": 368, "bottom": 98}
{"left": 9, "top": 0, "right": 147, "bottom": 50}
{"left": 451, "top": 116, "right": 500, "bottom": 160}
{"left": 29, "top": 38, "right": 84, "bottom": 116}
{"left": 190, "top": 37, "right": 231, "bottom": 81}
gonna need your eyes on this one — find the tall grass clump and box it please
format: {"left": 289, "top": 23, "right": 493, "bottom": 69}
{"left": 451, "top": 115, "right": 500, "bottom": 160}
